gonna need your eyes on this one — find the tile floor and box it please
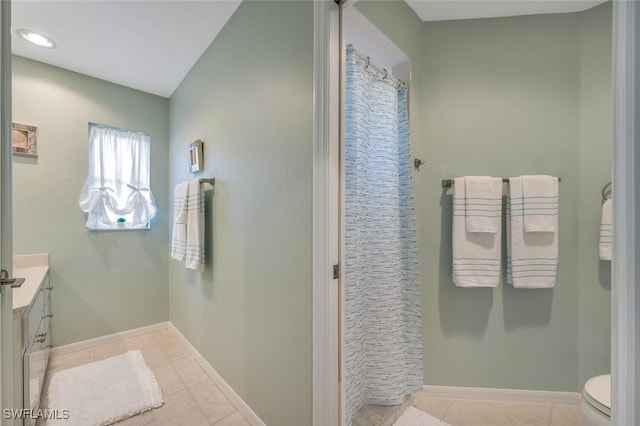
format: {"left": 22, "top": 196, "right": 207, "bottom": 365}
{"left": 38, "top": 328, "right": 249, "bottom": 426}
{"left": 354, "top": 391, "right": 586, "bottom": 426}
{"left": 353, "top": 399, "right": 409, "bottom": 426}
{"left": 40, "top": 329, "right": 588, "bottom": 426}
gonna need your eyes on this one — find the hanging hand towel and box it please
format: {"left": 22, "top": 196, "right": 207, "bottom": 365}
{"left": 521, "top": 175, "right": 559, "bottom": 233}
{"left": 171, "top": 182, "right": 189, "bottom": 262}
{"left": 507, "top": 177, "right": 558, "bottom": 288}
{"left": 184, "top": 179, "right": 205, "bottom": 272}
{"left": 463, "top": 176, "right": 500, "bottom": 233}
{"left": 599, "top": 198, "right": 612, "bottom": 261}
{"left": 452, "top": 177, "right": 503, "bottom": 287}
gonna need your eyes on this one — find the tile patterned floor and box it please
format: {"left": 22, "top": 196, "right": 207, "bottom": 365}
{"left": 354, "top": 391, "right": 586, "bottom": 426}
{"left": 38, "top": 328, "right": 249, "bottom": 426}
{"left": 40, "top": 329, "right": 588, "bottom": 426}
{"left": 353, "top": 398, "right": 411, "bottom": 426}
{"left": 352, "top": 403, "right": 397, "bottom": 426}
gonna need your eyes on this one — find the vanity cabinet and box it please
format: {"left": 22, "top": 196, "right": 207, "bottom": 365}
{"left": 22, "top": 273, "right": 52, "bottom": 417}
{"left": 12, "top": 254, "right": 51, "bottom": 426}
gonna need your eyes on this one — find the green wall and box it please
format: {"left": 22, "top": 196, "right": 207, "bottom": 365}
{"left": 421, "top": 10, "right": 581, "bottom": 392}
{"left": 578, "top": 3, "right": 612, "bottom": 388}
{"left": 168, "top": 1, "right": 313, "bottom": 424}
{"left": 356, "top": 1, "right": 612, "bottom": 392}
{"left": 12, "top": 56, "right": 170, "bottom": 346}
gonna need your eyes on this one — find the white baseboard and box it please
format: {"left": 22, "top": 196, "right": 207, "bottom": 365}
{"left": 168, "top": 322, "right": 265, "bottom": 426}
{"left": 421, "top": 385, "right": 581, "bottom": 406}
{"left": 50, "top": 322, "right": 169, "bottom": 357}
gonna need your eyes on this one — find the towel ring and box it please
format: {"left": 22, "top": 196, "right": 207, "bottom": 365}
{"left": 602, "top": 182, "right": 612, "bottom": 201}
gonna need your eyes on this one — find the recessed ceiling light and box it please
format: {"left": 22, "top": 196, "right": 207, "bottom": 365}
{"left": 16, "top": 29, "right": 56, "bottom": 49}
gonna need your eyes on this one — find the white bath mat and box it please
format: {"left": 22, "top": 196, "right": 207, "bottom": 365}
{"left": 393, "top": 406, "right": 451, "bottom": 426}
{"left": 47, "top": 350, "right": 163, "bottom": 425}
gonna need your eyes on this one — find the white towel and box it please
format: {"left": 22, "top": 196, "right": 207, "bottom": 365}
{"left": 463, "top": 176, "right": 500, "bottom": 233}
{"left": 184, "top": 180, "right": 205, "bottom": 272}
{"left": 507, "top": 177, "right": 558, "bottom": 288}
{"left": 452, "top": 177, "right": 503, "bottom": 287}
{"left": 171, "top": 182, "right": 189, "bottom": 262}
{"left": 521, "top": 175, "right": 559, "bottom": 232}
{"left": 599, "top": 199, "right": 612, "bottom": 261}
{"left": 171, "top": 180, "right": 205, "bottom": 272}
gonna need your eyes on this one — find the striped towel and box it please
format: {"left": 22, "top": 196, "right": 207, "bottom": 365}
{"left": 521, "top": 175, "right": 559, "bottom": 232}
{"left": 463, "top": 176, "right": 500, "bottom": 233}
{"left": 171, "top": 180, "right": 205, "bottom": 272}
{"left": 184, "top": 180, "right": 205, "bottom": 271}
{"left": 452, "top": 177, "right": 503, "bottom": 287}
{"left": 599, "top": 199, "right": 612, "bottom": 260}
{"left": 507, "top": 177, "right": 559, "bottom": 288}
{"left": 171, "top": 182, "right": 189, "bottom": 262}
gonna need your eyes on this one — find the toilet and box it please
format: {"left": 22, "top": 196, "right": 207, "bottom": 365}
{"left": 579, "top": 374, "right": 610, "bottom": 425}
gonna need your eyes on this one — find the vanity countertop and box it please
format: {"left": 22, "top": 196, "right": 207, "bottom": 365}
{"left": 12, "top": 254, "right": 49, "bottom": 312}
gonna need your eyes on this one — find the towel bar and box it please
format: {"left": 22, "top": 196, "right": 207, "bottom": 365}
{"left": 199, "top": 178, "right": 215, "bottom": 186}
{"left": 442, "top": 177, "right": 561, "bottom": 188}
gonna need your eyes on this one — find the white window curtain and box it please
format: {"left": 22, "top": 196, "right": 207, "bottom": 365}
{"left": 79, "top": 123, "right": 157, "bottom": 230}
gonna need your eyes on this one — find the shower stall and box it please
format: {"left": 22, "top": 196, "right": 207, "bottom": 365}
{"left": 342, "top": 8, "right": 423, "bottom": 424}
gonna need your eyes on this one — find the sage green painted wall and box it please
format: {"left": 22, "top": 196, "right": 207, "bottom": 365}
{"left": 356, "top": 1, "right": 611, "bottom": 392}
{"left": 168, "top": 2, "right": 313, "bottom": 424}
{"left": 578, "top": 2, "right": 612, "bottom": 388}
{"left": 12, "top": 56, "right": 170, "bottom": 346}
{"left": 421, "top": 10, "right": 582, "bottom": 393}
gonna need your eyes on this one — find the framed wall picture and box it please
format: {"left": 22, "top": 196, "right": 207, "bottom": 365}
{"left": 189, "top": 139, "right": 203, "bottom": 173}
{"left": 12, "top": 123, "right": 38, "bottom": 156}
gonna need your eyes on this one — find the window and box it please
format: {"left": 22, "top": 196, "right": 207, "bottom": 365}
{"left": 78, "top": 123, "right": 157, "bottom": 230}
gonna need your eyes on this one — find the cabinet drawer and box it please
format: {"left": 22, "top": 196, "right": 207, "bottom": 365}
{"left": 22, "top": 287, "right": 45, "bottom": 349}
{"left": 24, "top": 316, "right": 47, "bottom": 416}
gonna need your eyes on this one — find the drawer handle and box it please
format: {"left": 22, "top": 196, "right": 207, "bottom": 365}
{"left": 46, "top": 286, "right": 53, "bottom": 290}
{"left": 43, "top": 313, "right": 53, "bottom": 318}
{"left": 35, "top": 332, "right": 46, "bottom": 343}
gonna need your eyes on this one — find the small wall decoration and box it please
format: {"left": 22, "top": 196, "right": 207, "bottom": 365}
{"left": 189, "top": 139, "right": 203, "bottom": 173}
{"left": 12, "top": 123, "right": 38, "bottom": 156}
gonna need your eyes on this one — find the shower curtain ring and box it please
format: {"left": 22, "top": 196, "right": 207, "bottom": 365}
{"left": 365, "top": 56, "right": 370, "bottom": 69}
{"left": 383, "top": 68, "right": 388, "bottom": 78}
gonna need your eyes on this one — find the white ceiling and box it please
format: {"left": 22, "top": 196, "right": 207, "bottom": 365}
{"left": 404, "top": 0, "right": 608, "bottom": 22}
{"left": 11, "top": 0, "right": 608, "bottom": 99}
{"left": 11, "top": 0, "right": 241, "bottom": 98}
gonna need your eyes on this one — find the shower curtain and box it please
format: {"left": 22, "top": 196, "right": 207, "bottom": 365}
{"left": 345, "top": 45, "right": 424, "bottom": 425}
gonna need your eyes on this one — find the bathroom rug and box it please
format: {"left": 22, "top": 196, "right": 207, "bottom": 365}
{"left": 46, "top": 350, "right": 163, "bottom": 425}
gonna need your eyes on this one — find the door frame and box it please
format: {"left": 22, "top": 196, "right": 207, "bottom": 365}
{"left": 611, "top": 1, "right": 639, "bottom": 424}
{"left": 0, "top": 0, "right": 14, "bottom": 423}
{"left": 312, "top": 1, "right": 341, "bottom": 425}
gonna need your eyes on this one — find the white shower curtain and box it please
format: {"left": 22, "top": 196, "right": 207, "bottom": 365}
{"left": 344, "top": 45, "right": 424, "bottom": 425}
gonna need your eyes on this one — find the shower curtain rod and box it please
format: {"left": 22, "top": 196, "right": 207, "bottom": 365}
{"left": 353, "top": 48, "right": 407, "bottom": 89}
